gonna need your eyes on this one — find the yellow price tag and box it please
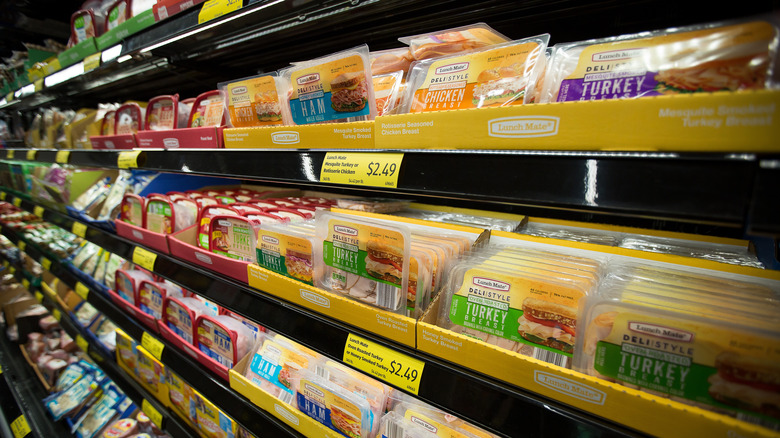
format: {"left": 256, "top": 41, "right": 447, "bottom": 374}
{"left": 33, "top": 79, "right": 43, "bottom": 92}
{"left": 33, "top": 206, "right": 44, "bottom": 218}
{"left": 17, "top": 240, "right": 25, "bottom": 251}
{"left": 198, "top": 0, "right": 242, "bottom": 23}
{"left": 13, "top": 197, "right": 21, "bottom": 207}
{"left": 10, "top": 415, "right": 30, "bottom": 438}
{"left": 6, "top": 149, "right": 14, "bottom": 159}
{"left": 83, "top": 52, "right": 102, "bottom": 72}
{"left": 117, "top": 150, "right": 142, "bottom": 169}
{"left": 55, "top": 150, "right": 71, "bottom": 164}
{"left": 0, "top": 192, "right": 5, "bottom": 201}
{"left": 22, "top": 279, "right": 29, "bottom": 290}
{"left": 5, "top": 93, "right": 12, "bottom": 102}
{"left": 26, "top": 150, "right": 36, "bottom": 161}
{"left": 76, "top": 335, "right": 89, "bottom": 353}
{"left": 2, "top": 260, "right": 8, "bottom": 268}
{"left": 132, "top": 247, "right": 157, "bottom": 271}
{"left": 342, "top": 334, "right": 425, "bottom": 394}
{"left": 320, "top": 152, "right": 404, "bottom": 188}
{"left": 72, "top": 221, "right": 87, "bottom": 237}
{"left": 141, "top": 331, "right": 165, "bottom": 360}
{"left": 40, "top": 257, "right": 51, "bottom": 271}
{"left": 9, "top": 266, "right": 15, "bottom": 275}
{"left": 52, "top": 308, "right": 61, "bottom": 321}
{"left": 35, "top": 291, "right": 43, "bottom": 302}
{"left": 75, "top": 282, "right": 89, "bottom": 300}
{"left": 141, "top": 399, "right": 163, "bottom": 429}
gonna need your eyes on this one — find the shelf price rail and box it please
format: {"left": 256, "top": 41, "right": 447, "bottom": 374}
{"left": 0, "top": 189, "right": 645, "bottom": 438}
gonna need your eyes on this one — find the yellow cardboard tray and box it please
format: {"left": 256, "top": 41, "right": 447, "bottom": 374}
{"left": 375, "top": 89, "right": 780, "bottom": 152}
{"left": 416, "top": 295, "right": 777, "bottom": 438}
{"left": 229, "top": 352, "right": 342, "bottom": 438}
{"left": 223, "top": 121, "right": 374, "bottom": 149}
{"left": 136, "top": 346, "right": 171, "bottom": 409}
{"left": 247, "top": 265, "right": 416, "bottom": 347}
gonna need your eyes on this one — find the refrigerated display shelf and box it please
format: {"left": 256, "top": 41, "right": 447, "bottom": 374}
{"left": 0, "top": 226, "right": 306, "bottom": 438}
{"left": 3, "top": 148, "right": 777, "bottom": 237}
{"left": 0, "top": 190, "right": 649, "bottom": 438}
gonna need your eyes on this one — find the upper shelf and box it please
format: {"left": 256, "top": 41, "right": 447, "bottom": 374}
{"left": 1, "top": 0, "right": 776, "bottom": 110}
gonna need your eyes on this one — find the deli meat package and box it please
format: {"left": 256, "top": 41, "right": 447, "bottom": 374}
{"left": 398, "top": 23, "right": 510, "bottom": 61}
{"left": 436, "top": 244, "right": 604, "bottom": 368}
{"left": 574, "top": 261, "right": 780, "bottom": 430}
{"left": 539, "top": 19, "right": 779, "bottom": 103}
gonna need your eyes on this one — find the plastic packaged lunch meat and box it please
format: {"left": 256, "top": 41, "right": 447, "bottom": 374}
{"left": 316, "top": 359, "right": 390, "bottom": 432}
{"left": 281, "top": 45, "right": 377, "bottom": 125}
{"left": 370, "top": 48, "right": 414, "bottom": 77}
{"left": 196, "top": 314, "right": 254, "bottom": 368}
{"left": 292, "top": 369, "right": 375, "bottom": 438}
{"left": 197, "top": 205, "right": 241, "bottom": 250}
{"left": 193, "top": 391, "right": 238, "bottom": 438}
{"left": 389, "top": 395, "right": 499, "bottom": 438}
{"left": 101, "top": 110, "right": 116, "bottom": 136}
{"left": 401, "top": 35, "right": 549, "bottom": 113}
{"left": 398, "top": 23, "right": 510, "bottom": 61}
{"left": 375, "top": 411, "right": 443, "bottom": 438}
{"left": 115, "top": 269, "right": 152, "bottom": 304}
{"left": 256, "top": 222, "right": 316, "bottom": 285}
{"left": 104, "top": 0, "right": 130, "bottom": 31}
{"left": 137, "top": 280, "right": 182, "bottom": 320}
{"left": 115, "top": 103, "right": 144, "bottom": 135}
{"left": 539, "top": 19, "right": 779, "bottom": 103}
{"left": 574, "top": 268, "right": 780, "bottom": 429}
{"left": 165, "top": 296, "right": 210, "bottom": 344}
{"left": 145, "top": 195, "right": 196, "bottom": 234}
{"left": 373, "top": 71, "right": 404, "bottom": 116}
{"left": 145, "top": 95, "right": 179, "bottom": 131}
{"left": 618, "top": 235, "right": 765, "bottom": 268}
{"left": 245, "top": 332, "right": 321, "bottom": 405}
{"left": 315, "top": 212, "right": 409, "bottom": 313}
{"left": 166, "top": 368, "right": 196, "bottom": 423}
{"left": 188, "top": 90, "right": 226, "bottom": 128}
{"left": 218, "top": 73, "right": 287, "bottom": 127}
{"left": 119, "top": 194, "right": 144, "bottom": 227}
{"left": 71, "top": 10, "right": 103, "bottom": 44}
{"left": 209, "top": 215, "right": 259, "bottom": 262}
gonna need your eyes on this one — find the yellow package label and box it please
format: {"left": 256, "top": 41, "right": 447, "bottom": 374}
{"left": 227, "top": 76, "right": 283, "bottom": 127}
{"left": 409, "top": 41, "right": 544, "bottom": 112}
{"left": 297, "top": 378, "right": 368, "bottom": 438}
{"left": 589, "top": 309, "right": 780, "bottom": 428}
{"left": 322, "top": 218, "right": 407, "bottom": 311}
{"left": 288, "top": 55, "right": 371, "bottom": 124}
{"left": 555, "top": 21, "right": 775, "bottom": 101}
{"left": 449, "top": 268, "right": 585, "bottom": 363}
{"left": 257, "top": 229, "right": 313, "bottom": 284}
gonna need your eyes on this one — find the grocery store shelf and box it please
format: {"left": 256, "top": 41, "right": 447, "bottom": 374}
{"left": 0, "top": 320, "right": 72, "bottom": 438}
{"left": 0, "top": 191, "right": 647, "bottom": 438}
{"left": 3, "top": 149, "right": 776, "bottom": 236}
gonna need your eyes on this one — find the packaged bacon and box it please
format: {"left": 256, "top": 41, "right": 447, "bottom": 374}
{"left": 539, "top": 19, "right": 779, "bottom": 103}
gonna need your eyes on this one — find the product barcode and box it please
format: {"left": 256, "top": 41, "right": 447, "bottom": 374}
{"left": 315, "top": 365, "right": 329, "bottom": 379}
{"left": 278, "top": 390, "right": 294, "bottom": 405}
{"left": 532, "top": 347, "right": 569, "bottom": 368}
{"left": 736, "top": 413, "right": 778, "bottom": 430}
{"left": 376, "top": 283, "right": 400, "bottom": 310}
{"left": 385, "top": 418, "right": 404, "bottom": 438}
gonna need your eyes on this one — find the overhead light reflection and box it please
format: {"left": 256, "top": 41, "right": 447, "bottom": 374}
{"left": 301, "top": 154, "right": 317, "bottom": 181}
{"left": 102, "top": 44, "right": 123, "bottom": 62}
{"left": 44, "top": 62, "right": 85, "bottom": 87}
{"left": 117, "top": 55, "right": 132, "bottom": 63}
{"left": 585, "top": 159, "right": 598, "bottom": 206}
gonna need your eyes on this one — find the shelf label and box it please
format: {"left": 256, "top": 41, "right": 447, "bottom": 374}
{"left": 320, "top": 152, "right": 404, "bottom": 188}
{"left": 76, "top": 335, "right": 89, "bottom": 353}
{"left": 72, "top": 222, "right": 87, "bottom": 237}
{"left": 11, "top": 415, "right": 30, "bottom": 438}
{"left": 198, "top": 0, "right": 242, "bottom": 24}
{"left": 35, "top": 291, "right": 43, "bottom": 303}
{"left": 132, "top": 247, "right": 157, "bottom": 271}
{"left": 9, "top": 266, "right": 15, "bottom": 275}
{"left": 141, "top": 331, "right": 164, "bottom": 360}
{"left": 33, "top": 206, "right": 44, "bottom": 218}
{"left": 13, "top": 197, "right": 21, "bottom": 207}
{"left": 117, "top": 150, "right": 142, "bottom": 169}
{"left": 6, "top": 149, "right": 14, "bottom": 159}
{"left": 142, "top": 399, "right": 163, "bottom": 429}
{"left": 26, "top": 150, "right": 36, "bottom": 161}
{"left": 17, "top": 240, "right": 25, "bottom": 251}
{"left": 342, "top": 333, "right": 424, "bottom": 394}
{"left": 52, "top": 308, "right": 61, "bottom": 321}
{"left": 22, "top": 279, "right": 29, "bottom": 290}
{"left": 40, "top": 257, "right": 51, "bottom": 271}
{"left": 0, "top": 192, "right": 5, "bottom": 201}
{"left": 2, "top": 260, "right": 8, "bottom": 268}
{"left": 75, "top": 282, "right": 89, "bottom": 300}
{"left": 84, "top": 52, "right": 102, "bottom": 72}
{"left": 33, "top": 79, "right": 44, "bottom": 92}
{"left": 55, "top": 150, "right": 71, "bottom": 164}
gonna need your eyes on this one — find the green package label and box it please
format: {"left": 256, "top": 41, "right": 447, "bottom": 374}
{"left": 449, "top": 294, "right": 523, "bottom": 339}
{"left": 322, "top": 240, "right": 399, "bottom": 289}
{"left": 258, "top": 248, "right": 286, "bottom": 276}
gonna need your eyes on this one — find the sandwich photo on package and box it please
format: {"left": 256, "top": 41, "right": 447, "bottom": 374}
{"left": 540, "top": 19, "right": 779, "bottom": 102}
{"left": 402, "top": 35, "right": 549, "bottom": 113}
{"left": 281, "top": 45, "right": 377, "bottom": 125}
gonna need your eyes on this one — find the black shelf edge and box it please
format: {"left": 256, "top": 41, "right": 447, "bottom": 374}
{"left": 1, "top": 149, "right": 772, "bottom": 235}
{"left": 0, "top": 189, "right": 648, "bottom": 437}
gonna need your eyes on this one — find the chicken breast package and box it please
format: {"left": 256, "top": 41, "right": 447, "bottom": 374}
{"left": 574, "top": 265, "right": 780, "bottom": 429}
{"left": 315, "top": 212, "right": 410, "bottom": 313}
{"left": 398, "top": 23, "right": 511, "bottom": 61}
{"left": 281, "top": 45, "right": 377, "bottom": 125}
{"left": 256, "top": 221, "right": 316, "bottom": 285}
{"left": 401, "top": 35, "right": 549, "bottom": 113}
{"left": 539, "top": 19, "right": 779, "bottom": 103}
{"left": 244, "top": 331, "right": 321, "bottom": 405}
{"left": 218, "top": 73, "right": 288, "bottom": 127}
